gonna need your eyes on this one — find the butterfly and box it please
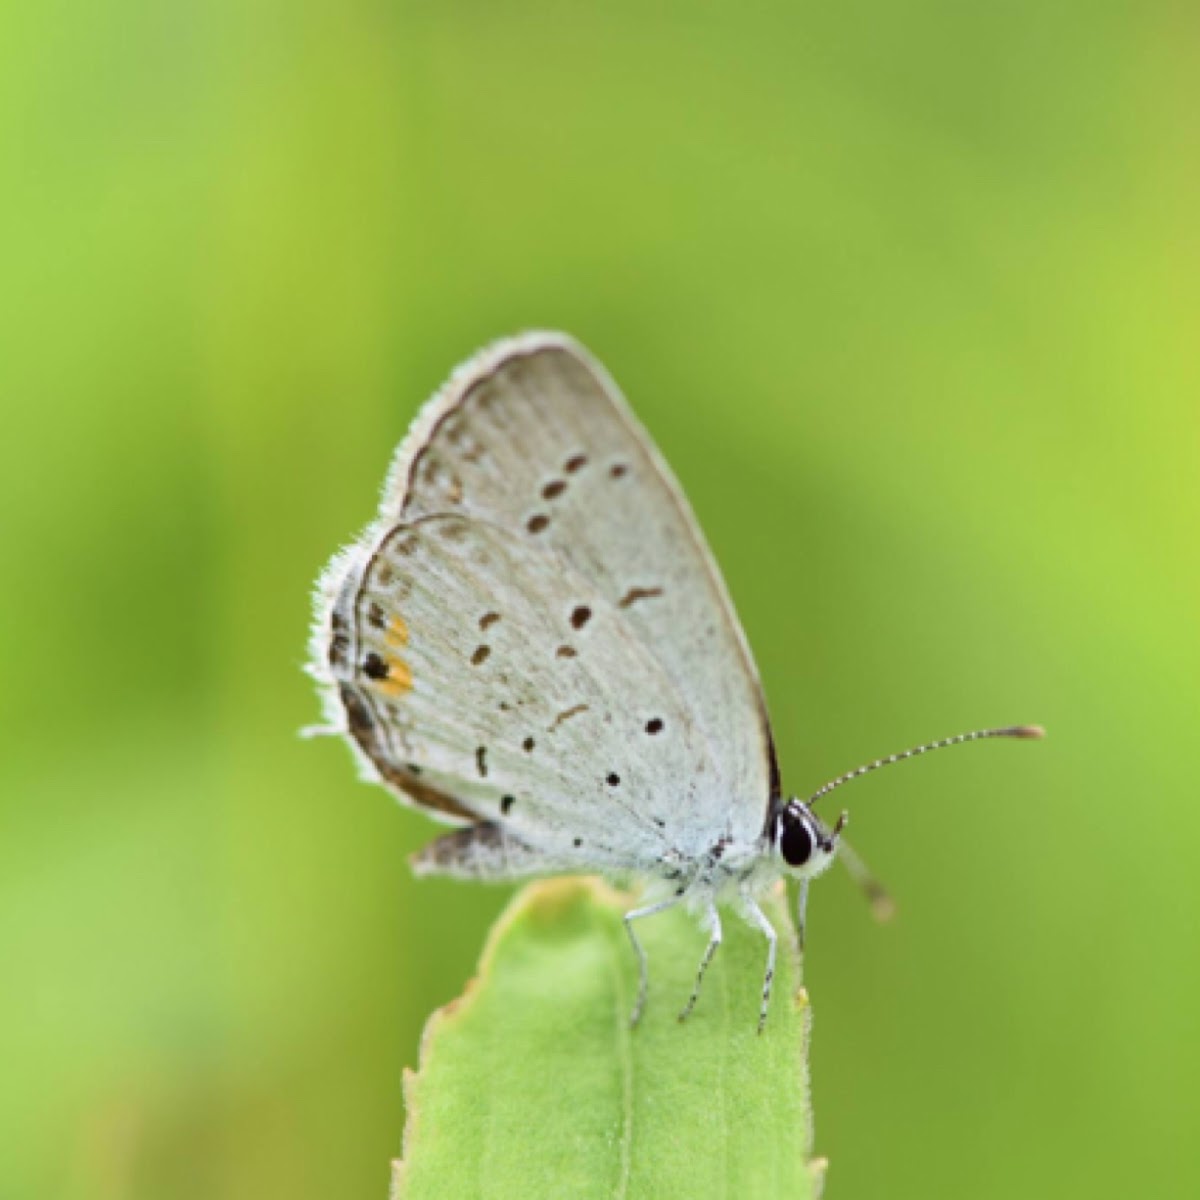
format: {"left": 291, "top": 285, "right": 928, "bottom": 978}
{"left": 308, "top": 333, "right": 1042, "bottom": 1030}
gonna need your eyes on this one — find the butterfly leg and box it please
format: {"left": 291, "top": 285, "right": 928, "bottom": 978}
{"left": 624, "top": 894, "right": 686, "bottom": 1027}
{"left": 740, "top": 888, "right": 778, "bottom": 1034}
{"left": 795, "top": 878, "right": 809, "bottom": 960}
{"left": 677, "top": 902, "right": 722, "bottom": 1023}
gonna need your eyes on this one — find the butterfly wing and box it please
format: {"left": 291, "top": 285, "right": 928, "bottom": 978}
{"left": 327, "top": 512, "right": 733, "bottom": 871}
{"left": 311, "top": 333, "right": 778, "bottom": 864}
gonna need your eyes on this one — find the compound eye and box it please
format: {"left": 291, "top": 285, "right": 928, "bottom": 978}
{"left": 780, "top": 812, "right": 814, "bottom": 868}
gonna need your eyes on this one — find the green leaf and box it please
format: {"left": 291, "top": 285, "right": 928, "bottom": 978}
{"left": 394, "top": 879, "right": 823, "bottom": 1200}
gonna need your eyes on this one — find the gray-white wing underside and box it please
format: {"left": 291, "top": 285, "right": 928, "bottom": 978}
{"left": 312, "top": 333, "right": 778, "bottom": 865}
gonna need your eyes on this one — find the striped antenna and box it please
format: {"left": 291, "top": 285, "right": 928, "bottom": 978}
{"left": 806, "top": 724, "right": 1044, "bottom": 809}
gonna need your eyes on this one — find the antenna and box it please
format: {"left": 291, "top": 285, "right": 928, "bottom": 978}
{"left": 806, "top": 724, "right": 1044, "bottom": 809}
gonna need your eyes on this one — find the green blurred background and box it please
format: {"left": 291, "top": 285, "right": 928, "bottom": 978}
{"left": 2, "top": 1, "right": 1197, "bottom": 1196}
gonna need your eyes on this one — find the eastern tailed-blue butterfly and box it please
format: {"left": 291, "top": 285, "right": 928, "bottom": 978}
{"left": 308, "top": 333, "right": 1042, "bottom": 1030}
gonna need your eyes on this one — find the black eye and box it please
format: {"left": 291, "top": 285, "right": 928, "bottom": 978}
{"left": 779, "top": 813, "right": 814, "bottom": 867}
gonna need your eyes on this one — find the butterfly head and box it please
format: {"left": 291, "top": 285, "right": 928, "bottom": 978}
{"left": 770, "top": 801, "right": 847, "bottom": 879}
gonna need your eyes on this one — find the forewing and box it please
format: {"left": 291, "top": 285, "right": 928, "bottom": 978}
{"left": 389, "top": 334, "right": 776, "bottom": 844}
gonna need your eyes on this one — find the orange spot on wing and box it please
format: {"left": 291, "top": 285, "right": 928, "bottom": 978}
{"left": 377, "top": 656, "right": 413, "bottom": 696}
{"left": 386, "top": 616, "right": 410, "bottom": 647}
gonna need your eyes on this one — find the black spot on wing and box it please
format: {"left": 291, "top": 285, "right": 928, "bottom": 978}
{"left": 550, "top": 704, "right": 589, "bottom": 731}
{"left": 619, "top": 586, "right": 664, "bottom": 609}
{"left": 327, "top": 610, "right": 352, "bottom": 668}
{"left": 330, "top": 632, "right": 351, "bottom": 668}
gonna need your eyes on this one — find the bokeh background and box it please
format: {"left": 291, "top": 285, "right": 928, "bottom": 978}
{"left": 3, "top": 2, "right": 1197, "bottom": 1197}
